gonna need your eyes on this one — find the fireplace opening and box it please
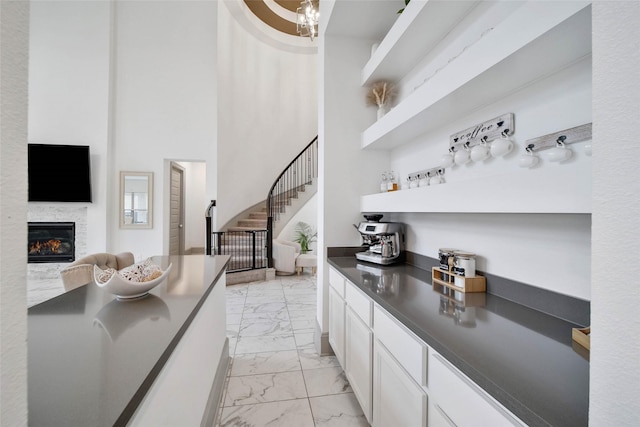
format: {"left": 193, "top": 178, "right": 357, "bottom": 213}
{"left": 28, "top": 222, "right": 75, "bottom": 263}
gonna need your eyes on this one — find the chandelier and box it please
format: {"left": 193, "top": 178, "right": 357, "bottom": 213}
{"left": 297, "top": 0, "right": 319, "bottom": 41}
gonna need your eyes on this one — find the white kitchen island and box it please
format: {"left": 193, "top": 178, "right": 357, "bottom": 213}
{"left": 28, "top": 255, "right": 230, "bottom": 427}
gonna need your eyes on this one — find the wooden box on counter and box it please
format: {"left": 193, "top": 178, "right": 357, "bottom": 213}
{"left": 432, "top": 267, "right": 486, "bottom": 293}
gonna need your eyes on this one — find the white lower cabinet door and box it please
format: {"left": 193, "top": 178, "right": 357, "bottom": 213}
{"left": 429, "top": 352, "right": 524, "bottom": 427}
{"left": 345, "top": 307, "right": 373, "bottom": 423}
{"left": 328, "top": 287, "right": 346, "bottom": 366}
{"left": 373, "top": 340, "right": 427, "bottom": 427}
{"left": 428, "top": 401, "right": 457, "bottom": 427}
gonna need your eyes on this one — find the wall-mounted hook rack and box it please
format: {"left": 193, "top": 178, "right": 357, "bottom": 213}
{"left": 525, "top": 123, "right": 592, "bottom": 152}
{"left": 449, "top": 113, "right": 515, "bottom": 151}
{"left": 408, "top": 167, "right": 445, "bottom": 182}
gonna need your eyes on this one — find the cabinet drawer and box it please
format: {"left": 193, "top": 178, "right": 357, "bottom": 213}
{"left": 345, "top": 280, "right": 372, "bottom": 327}
{"left": 429, "top": 352, "right": 524, "bottom": 427}
{"left": 328, "top": 266, "right": 345, "bottom": 297}
{"left": 373, "top": 305, "right": 427, "bottom": 386}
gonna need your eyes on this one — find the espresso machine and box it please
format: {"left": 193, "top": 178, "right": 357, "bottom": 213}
{"left": 355, "top": 215, "right": 405, "bottom": 265}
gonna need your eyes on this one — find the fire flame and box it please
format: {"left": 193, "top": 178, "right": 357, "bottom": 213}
{"left": 29, "top": 239, "right": 62, "bottom": 254}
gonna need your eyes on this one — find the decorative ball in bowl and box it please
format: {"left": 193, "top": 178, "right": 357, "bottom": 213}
{"left": 93, "top": 259, "right": 172, "bottom": 300}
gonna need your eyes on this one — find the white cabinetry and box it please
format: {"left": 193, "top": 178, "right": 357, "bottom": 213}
{"left": 373, "top": 339, "right": 427, "bottom": 427}
{"left": 429, "top": 351, "right": 525, "bottom": 427}
{"left": 329, "top": 267, "right": 373, "bottom": 422}
{"left": 328, "top": 266, "right": 526, "bottom": 427}
{"left": 345, "top": 281, "right": 373, "bottom": 423}
{"left": 328, "top": 266, "right": 346, "bottom": 366}
{"left": 428, "top": 401, "right": 456, "bottom": 427}
{"left": 372, "top": 305, "right": 428, "bottom": 427}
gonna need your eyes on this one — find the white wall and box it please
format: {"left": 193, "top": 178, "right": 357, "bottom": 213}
{"left": 28, "top": 1, "right": 112, "bottom": 254}
{"left": 590, "top": 1, "right": 640, "bottom": 424}
{"left": 0, "top": 1, "right": 29, "bottom": 423}
{"left": 389, "top": 54, "right": 592, "bottom": 299}
{"left": 217, "top": 0, "right": 318, "bottom": 230}
{"left": 111, "top": 1, "right": 217, "bottom": 259}
{"left": 318, "top": 33, "right": 389, "bottom": 336}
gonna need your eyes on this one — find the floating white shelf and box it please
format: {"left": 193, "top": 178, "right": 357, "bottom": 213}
{"left": 360, "top": 168, "right": 591, "bottom": 214}
{"left": 362, "top": 2, "right": 592, "bottom": 151}
{"left": 361, "top": 0, "right": 478, "bottom": 86}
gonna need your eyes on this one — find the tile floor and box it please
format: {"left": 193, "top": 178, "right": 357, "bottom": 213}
{"left": 216, "top": 273, "right": 369, "bottom": 427}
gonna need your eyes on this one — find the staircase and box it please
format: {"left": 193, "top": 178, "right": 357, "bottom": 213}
{"left": 211, "top": 136, "right": 318, "bottom": 283}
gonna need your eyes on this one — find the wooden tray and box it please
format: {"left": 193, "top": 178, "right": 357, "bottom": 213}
{"left": 572, "top": 326, "right": 590, "bottom": 350}
{"left": 432, "top": 267, "right": 486, "bottom": 293}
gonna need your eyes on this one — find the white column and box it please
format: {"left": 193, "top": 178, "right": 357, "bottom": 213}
{"left": 591, "top": 1, "right": 640, "bottom": 424}
{"left": 0, "top": 1, "right": 29, "bottom": 424}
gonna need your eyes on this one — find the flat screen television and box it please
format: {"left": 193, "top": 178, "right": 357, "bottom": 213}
{"left": 28, "top": 144, "right": 92, "bottom": 202}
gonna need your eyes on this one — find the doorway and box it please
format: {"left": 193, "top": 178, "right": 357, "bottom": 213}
{"left": 167, "top": 161, "right": 207, "bottom": 256}
{"left": 169, "top": 162, "right": 185, "bottom": 255}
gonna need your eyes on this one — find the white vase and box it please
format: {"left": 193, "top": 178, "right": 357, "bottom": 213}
{"left": 377, "top": 105, "right": 388, "bottom": 120}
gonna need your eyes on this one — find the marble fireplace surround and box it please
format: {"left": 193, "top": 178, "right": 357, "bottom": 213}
{"left": 27, "top": 205, "right": 88, "bottom": 306}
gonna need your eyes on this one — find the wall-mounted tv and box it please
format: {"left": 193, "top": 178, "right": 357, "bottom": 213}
{"left": 28, "top": 144, "right": 92, "bottom": 203}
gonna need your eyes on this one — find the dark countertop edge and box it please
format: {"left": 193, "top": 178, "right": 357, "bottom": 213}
{"left": 327, "top": 256, "right": 551, "bottom": 427}
{"left": 114, "top": 255, "right": 230, "bottom": 426}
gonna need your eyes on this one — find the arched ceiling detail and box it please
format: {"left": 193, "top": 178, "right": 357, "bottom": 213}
{"left": 243, "top": 0, "right": 318, "bottom": 37}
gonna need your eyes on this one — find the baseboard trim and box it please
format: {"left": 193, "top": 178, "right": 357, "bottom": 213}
{"left": 201, "top": 338, "right": 229, "bottom": 427}
{"left": 314, "top": 319, "right": 333, "bottom": 356}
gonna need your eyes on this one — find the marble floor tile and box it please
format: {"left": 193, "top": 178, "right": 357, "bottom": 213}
{"left": 294, "top": 331, "right": 315, "bottom": 349}
{"left": 298, "top": 348, "right": 341, "bottom": 370}
{"left": 235, "top": 333, "right": 297, "bottom": 354}
{"left": 246, "top": 281, "right": 284, "bottom": 291}
{"left": 217, "top": 272, "right": 370, "bottom": 427}
{"left": 283, "top": 286, "right": 317, "bottom": 295}
{"left": 284, "top": 293, "right": 317, "bottom": 303}
{"left": 281, "top": 280, "right": 316, "bottom": 291}
{"left": 243, "top": 302, "right": 288, "bottom": 314}
{"left": 291, "top": 317, "right": 316, "bottom": 331}
{"left": 227, "top": 313, "right": 243, "bottom": 325}
{"left": 287, "top": 301, "right": 317, "bottom": 312}
{"left": 245, "top": 288, "right": 284, "bottom": 296}
{"left": 239, "top": 320, "right": 292, "bottom": 337}
{"left": 227, "top": 325, "right": 241, "bottom": 340}
{"left": 224, "top": 371, "right": 307, "bottom": 406}
{"left": 245, "top": 294, "right": 287, "bottom": 305}
{"left": 228, "top": 337, "right": 238, "bottom": 356}
{"left": 230, "top": 350, "right": 301, "bottom": 377}
{"left": 220, "top": 399, "right": 314, "bottom": 427}
{"left": 227, "top": 303, "right": 245, "bottom": 314}
{"left": 288, "top": 309, "right": 316, "bottom": 321}
{"left": 303, "top": 367, "right": 352, "bottom": 397}
{"left": 309, "top": 393, "right": 369, "bottom": 427}
{"left": 226, "top": 283, "right": 249, "bottom": 290}
{"left": 242, "top": 310, "right": 289, "bottom": 322}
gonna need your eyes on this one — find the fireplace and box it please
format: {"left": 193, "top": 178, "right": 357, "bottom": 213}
{"left": 28, "top": 222, "right": 75, "bottom": 263}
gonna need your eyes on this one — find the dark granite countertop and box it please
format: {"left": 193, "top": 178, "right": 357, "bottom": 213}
{"left": 328, "top": 256, "right": 589, "bottom": 427}
{"left": 28, "top": 254, "right": 229, "bottom": 427}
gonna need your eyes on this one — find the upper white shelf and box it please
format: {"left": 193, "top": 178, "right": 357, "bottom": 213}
{"left": 362, "top": 1, "right": 592, "bottom": 151}
{"left": 361, "top": 0, "right": 478, "bottom": 86}
{"left": 360, "top": 167, "right": 592, "bottom": 214}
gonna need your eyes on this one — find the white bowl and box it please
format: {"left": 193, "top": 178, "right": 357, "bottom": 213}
{"left": 94, "top": 263, "right": 172, "bottom": 299}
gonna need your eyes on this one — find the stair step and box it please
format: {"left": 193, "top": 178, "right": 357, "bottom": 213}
{"left": 249, "top": 212, "right": 268, "bottom": 219}
{"left": 237, "top": 219, "right": 267, "bottom": 227}
{"left": 227, "top": 226, "right": 268, "bottom": 232}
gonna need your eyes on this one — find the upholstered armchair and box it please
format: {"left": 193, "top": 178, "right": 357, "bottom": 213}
{"left": 60, "top": 252, "right": 135, "bottom": 291}
{"left": 272, "top": 239, "right": 301, "bottom": 275}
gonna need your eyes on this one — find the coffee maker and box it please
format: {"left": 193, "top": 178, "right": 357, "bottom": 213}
{"left": 355, "top": 215, "right": 405, "bottom": 265}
